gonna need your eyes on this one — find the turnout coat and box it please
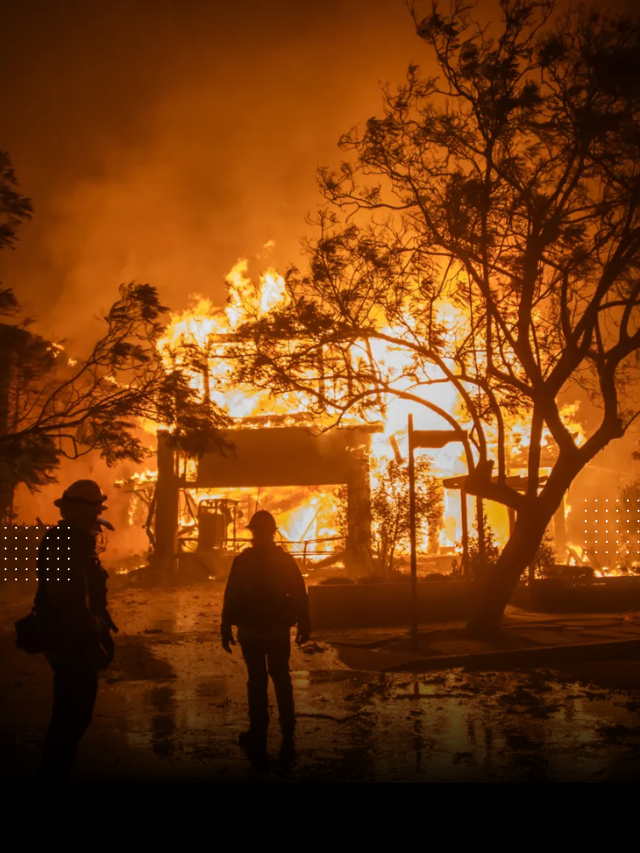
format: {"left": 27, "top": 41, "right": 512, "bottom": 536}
{"left": 221, "top": 544, "right": 311, "bottom": 640}
{"left": 35, "top": 522, "right": 116, "bottom": 669}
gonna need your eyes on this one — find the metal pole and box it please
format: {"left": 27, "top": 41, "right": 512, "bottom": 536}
{"left": 155, "top": 431, "right": 179, "bottom": 575}
{"left": 408, "top": 414, "right": 419, "bottom": 649}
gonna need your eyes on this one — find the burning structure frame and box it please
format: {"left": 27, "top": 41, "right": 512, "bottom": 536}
{"left": 150, "top": 422, "right": 381, "bottom": 575}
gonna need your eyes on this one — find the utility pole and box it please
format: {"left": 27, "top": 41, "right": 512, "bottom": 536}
{"left": 407, "top": 419, "right": 467, "bottom": 650}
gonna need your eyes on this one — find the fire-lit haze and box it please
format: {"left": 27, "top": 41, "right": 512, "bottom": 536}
{"left": 0, "top": 0, "right": 423, "bottom": 346}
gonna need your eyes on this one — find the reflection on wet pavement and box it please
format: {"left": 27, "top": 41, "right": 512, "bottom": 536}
{"left": 148, "top": 686, "right": 176, "bottom": 758}
{"left": 2, "top": 582, "right": 640, "bottom": 782}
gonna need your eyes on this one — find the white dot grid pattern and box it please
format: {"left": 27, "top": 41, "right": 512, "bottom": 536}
{"left": 582, "top": 498, "right": 640, "bottom": 564}
{"left": 2, "top": 526, "right": 72, "bottom": 581}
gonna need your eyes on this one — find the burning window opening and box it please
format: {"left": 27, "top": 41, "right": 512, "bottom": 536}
{"left": 177, "top": 485, "right": 346, "bottom": 569}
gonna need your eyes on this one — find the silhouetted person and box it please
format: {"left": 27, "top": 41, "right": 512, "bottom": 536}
{"left": 36, "top": 480, "right": 117, "bottom": 782}
{"left": 221, "top": 510, "right": 311, "bottom": 753}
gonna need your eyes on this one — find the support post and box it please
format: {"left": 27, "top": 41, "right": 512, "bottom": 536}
{"left": 346, "top": 432, "right": 373, "bottom": 576}
{"left": 154, "top": 431, "right": 179, "bottom": 575}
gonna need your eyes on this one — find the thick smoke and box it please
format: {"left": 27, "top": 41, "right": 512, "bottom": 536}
{"left": 0, "top": 0, "right": 420, "bottom": 346}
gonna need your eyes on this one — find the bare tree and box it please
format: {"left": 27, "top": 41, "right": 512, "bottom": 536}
{"left": 231, "top": 0, "right": 640, "bottom": 634}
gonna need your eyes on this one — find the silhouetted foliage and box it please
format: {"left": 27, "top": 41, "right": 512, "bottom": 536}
{"left": 0, "top": 150, "right": 32, "bottom": 315}
{"left": 531, "top": 528, "right": 557, "bottom": 577}
{"left": 1, "top": 284, "right": 228, "bottom": 476}
{"left": 458, "top": 519, "right": 554, "bottom": 578}
{"left": 464, "top": 515, "right": 502, "bottom": 579}
{"left": 371, "top": 455, "right": 443, "bottom": 575}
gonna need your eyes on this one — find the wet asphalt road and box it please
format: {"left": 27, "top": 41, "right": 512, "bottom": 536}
{"left": 2, "top": 581, "right": 640, "bottom": 782}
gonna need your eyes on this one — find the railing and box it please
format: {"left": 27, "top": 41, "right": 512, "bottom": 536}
{"left": 177, "top": 534, "right": 345, "bottom": 566}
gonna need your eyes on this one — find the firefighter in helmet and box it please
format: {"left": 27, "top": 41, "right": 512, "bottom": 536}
{"left": 221, "top": 510, "right": 311, "bottom": 753}
{"left": 35, "top": 479, "right": 117, "bottom": 781}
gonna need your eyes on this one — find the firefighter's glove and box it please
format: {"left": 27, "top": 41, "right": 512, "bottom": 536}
{"left": 221, "top": 625, "right": 236, "bottom": 654}
{"left": 295, "top": 626, "right": 311, "bottom": 647}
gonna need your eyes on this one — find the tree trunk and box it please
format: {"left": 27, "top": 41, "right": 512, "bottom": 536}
{"left": 466, "top": 508, "right": 551, "bottom": 637}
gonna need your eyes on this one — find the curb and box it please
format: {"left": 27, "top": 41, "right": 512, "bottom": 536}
{"left": 383, "top": 637, "right": 640, "bottom": 672}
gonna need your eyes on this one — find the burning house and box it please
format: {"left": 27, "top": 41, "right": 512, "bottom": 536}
{"left": 115, "top": 259, "right": 587, "bottom": 581}
{"left": 114, "top": 261, "right": 472, "bottom": 577}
